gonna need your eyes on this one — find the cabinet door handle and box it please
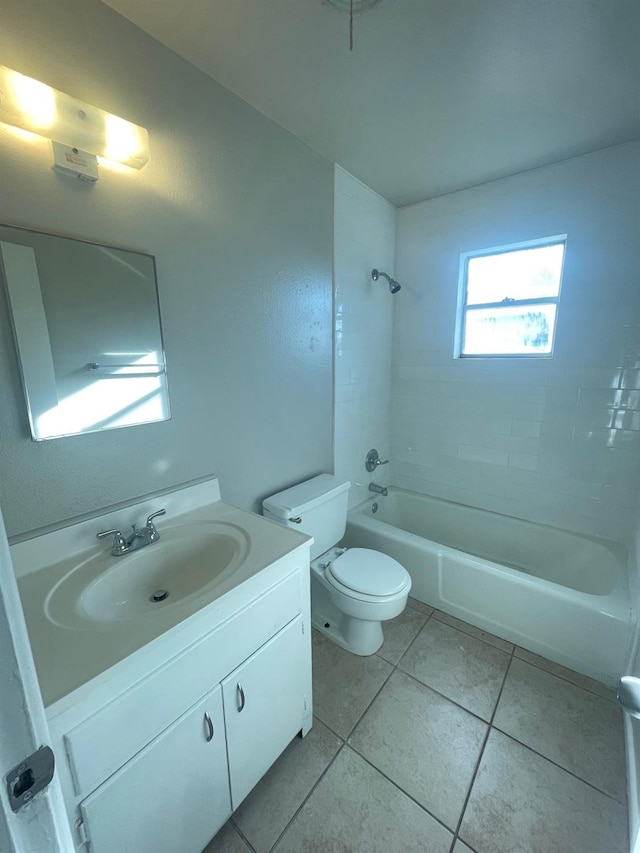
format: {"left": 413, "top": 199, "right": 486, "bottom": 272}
{"left": 204, "top": 711, "right": 214, "bottom": 742}
{"left": 237, "top": 682, "right": 245, "bottom": 712}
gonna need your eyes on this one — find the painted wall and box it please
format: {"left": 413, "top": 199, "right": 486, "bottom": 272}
{"left": 333, "top": 167, "right": 397, "bottom": 508}
{"left": 0, "top": 0, "right": 334, "bottom": 539}
{"left": 395, "top": 141, "right": 640, "bottom": 543}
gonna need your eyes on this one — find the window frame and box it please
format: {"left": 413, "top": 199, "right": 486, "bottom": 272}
{"left": 454, "top": 235, "right": 567, "bottom": 359}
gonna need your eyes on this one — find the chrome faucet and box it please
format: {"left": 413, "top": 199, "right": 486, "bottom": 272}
{"left": 97, "top": 509, "right": 166, "bottom": 556}
{"left": 368, "top": 482, "right": 388, "bottom": 497}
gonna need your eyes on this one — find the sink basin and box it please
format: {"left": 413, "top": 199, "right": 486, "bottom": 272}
{"left": 46, "top": 522, "right": 250, "bottom": 628}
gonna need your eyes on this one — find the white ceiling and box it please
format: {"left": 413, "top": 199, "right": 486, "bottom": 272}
{"left": 101, "top": 0, "right": 640, "bottom": 207}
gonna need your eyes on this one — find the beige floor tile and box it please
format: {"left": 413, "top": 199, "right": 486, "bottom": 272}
{"left": 350, "top": 670, "right": 487, "bottom": 830}
{"left": 432, "top": 610, "right": 514, "bottom": 653}
{"left": 493, "top": 657, "right": 626, "bottom": 801}
{"left": 408, "top": 596, "right": 434, "bottom": 615}
{"left": 459, "top": 730, "right": 628, "bottom": 853}
{"left": 273, "top": 746, "right": 453, "bottom": 853}
{"left": 514, "top": 646, "right": 617, "bottom": 700}
{"left": 202, "top": 821, "right": 251, "bottom": 852}
{"left": 399, "top": 619, "right": 511, "bottom": 720}
{"left": 377, "top": 606, "right": 429, "bottom": 665}
{"left": 232, "top": 720, "right": 341, "bottom": 853}
{"left": 312, "top": 630, "right": 393, "bottom": 738}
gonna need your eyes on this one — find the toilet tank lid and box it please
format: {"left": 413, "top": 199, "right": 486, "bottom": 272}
{"left": 263, "top": 474, "right": 350, "bottom": 519}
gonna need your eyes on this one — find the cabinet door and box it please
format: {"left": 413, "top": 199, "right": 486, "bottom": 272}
{"left": 222, "top": 616, "right": 308, "bottom": 808}
{"left": 79, "top": 685, "right": 230, "bottom": 853}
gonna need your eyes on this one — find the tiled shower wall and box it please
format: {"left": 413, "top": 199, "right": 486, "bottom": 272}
{"left": 394, "top": 142, "right": 640, "bottom": 544}
{"left": 334, "top": 167, "right": 397, "bottom": 508}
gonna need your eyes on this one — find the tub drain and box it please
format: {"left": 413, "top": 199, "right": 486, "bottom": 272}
{"left": 150, "top": 589, "right": 169, "bottom": 603}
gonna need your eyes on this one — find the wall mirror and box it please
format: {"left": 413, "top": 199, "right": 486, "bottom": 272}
{"left": 0, "top": 224, "right": 170, "bottom": 440}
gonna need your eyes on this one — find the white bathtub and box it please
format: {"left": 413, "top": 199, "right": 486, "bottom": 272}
{"left": 344, "top": 487, "right": 633, "bottom": 686}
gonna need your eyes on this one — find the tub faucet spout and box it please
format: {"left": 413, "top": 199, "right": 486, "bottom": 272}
{"left": 369, "top": 482, "right": 388, "bottom": 497}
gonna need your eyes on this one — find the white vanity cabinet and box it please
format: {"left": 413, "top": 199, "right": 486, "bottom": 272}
{"left": 223, "top": 615, "right": 308, "bottom": 808}
{"left": 43, "top": 542, "right": 313, "bottom": 853}
{"left": 78, "top": 686, "right": 230, "bottom": 853}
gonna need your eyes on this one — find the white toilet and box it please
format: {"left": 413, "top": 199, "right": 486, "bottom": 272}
{"left": 263, "top": 474, "right": 411, "bottom": 655}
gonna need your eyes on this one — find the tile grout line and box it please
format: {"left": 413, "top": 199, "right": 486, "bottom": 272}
{"left": 511, "top": 651, "right": 618, "bottom": 703}
{"left": 374, "top": 608, "right": 432, "bottom": 669}
{"left": 343, "top": 605, "right": 512, "bottom": 847}
{"left": 412, "top": 610, "right": 627, "bottom": 836}
{"left": 391, "top": 608, "right": 514, "bottom": 726}
{"left": 265, "top": 741, "right": 347, "bottom": 853}
{"left": 381, "top": 605, "right": 436, "bottom": 667}
{"left": 401, "top": 602, "right": 617, "bottom": 707}
{"left": 490, "top": 723, "right": 627, "bottom": 806}
{"left": 315, "top": 610, "right": 442, "bottom": 833}
{"left": 311, "top": 628, "right": 395, "bottom": 742}
{"left": 258, "top": 605, "right": 621, "bottom": 853}
{"left": 356, "top": 606, "right": 517, "bottom": 849}
{"left": 313, "top": 714, "right": 348, "bottom": 743}
{"left": 343, "top": 653, "right": 397, "bottom": 741}
{"left": 425, "top": 601, "right": 616, "bottom": 704}
{"left": 229, "top": 817, "right": 258, "bottom": 853}
{"left": 353, "top": 606, "right": 501, "bottom": 846}
{"left": 450, "top": 643, "right": 517, "bottom": 847}
{"left": 349, "top": 607, "right": 464, "bottom": 844}
{"left": 430, "top": 610, "right": 515, "bottom": 655}
{"left": 396, "top": 665, "right": 500, "bottom": 727}
{"left": 348, "top": 742, "right": 458, "bottom": 842}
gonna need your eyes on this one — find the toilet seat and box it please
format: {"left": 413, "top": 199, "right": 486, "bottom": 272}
{"left": 327, "top": 548, "right": 409, "bottom": 597}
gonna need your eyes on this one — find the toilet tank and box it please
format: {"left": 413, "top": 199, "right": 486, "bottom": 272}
{"left": 262, "top": 475, "right": 350, "bottom": 560}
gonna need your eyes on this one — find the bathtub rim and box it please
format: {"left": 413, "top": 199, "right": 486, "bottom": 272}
{"left": 350, "top": 488, "right": 630, "bottom": 607}
{"left": 345, "top": 500, "right": 634, "bottom": 686}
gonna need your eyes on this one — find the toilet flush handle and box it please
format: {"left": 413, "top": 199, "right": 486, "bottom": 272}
{"left": 289, "top": 516, "right": 302, "bottom": 524}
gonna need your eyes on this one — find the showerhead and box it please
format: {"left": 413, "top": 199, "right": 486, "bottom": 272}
{"left": 372, "top": 268, "right": 401, "bottom": 294}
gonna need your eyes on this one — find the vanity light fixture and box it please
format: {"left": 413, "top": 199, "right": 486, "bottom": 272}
{"left": 0, "top": 65, "right": 149, "bottom": 179}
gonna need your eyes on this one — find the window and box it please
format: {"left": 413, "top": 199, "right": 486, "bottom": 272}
{"left": 456, "top": 237, "right": 566, "bottom": 357}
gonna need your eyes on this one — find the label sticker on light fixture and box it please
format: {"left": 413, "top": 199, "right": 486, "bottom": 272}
{"left": 52, "top": 141, "right": 98, "bottom": 182}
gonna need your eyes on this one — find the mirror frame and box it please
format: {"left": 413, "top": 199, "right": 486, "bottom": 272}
{"left": 0, "top": 223, "right": 171, "bottom": 441}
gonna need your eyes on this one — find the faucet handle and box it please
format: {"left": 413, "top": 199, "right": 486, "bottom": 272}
{"left": 146, "top": 508, "right": 166, "bottom": 525}
{"left": 96, "top": 528, "right": 128, "bottom": 554}
{"left": 365, "top": 448, "right": 389, "bottom": 472}
{"left": 145, "top": 508, "right": 166, "bottom": 541}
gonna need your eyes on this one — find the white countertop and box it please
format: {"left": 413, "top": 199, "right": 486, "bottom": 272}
{"left": 12, "top": 479, "right": 310, "bottom": 708}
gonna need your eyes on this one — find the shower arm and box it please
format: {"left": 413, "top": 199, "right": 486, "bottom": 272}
{"left": 371, "top": 268, "right": 401, "bottom": 293}
{"left": 372, "top": 269, "right": 392, "bottom": 284}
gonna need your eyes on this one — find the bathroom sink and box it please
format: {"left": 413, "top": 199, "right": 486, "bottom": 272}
{"left": 45, "top": 522, "right": 250, "bottom": 629}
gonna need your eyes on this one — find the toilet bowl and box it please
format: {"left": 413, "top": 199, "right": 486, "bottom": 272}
{"left": 310, "top": 546, "right": 411, "bottom": 655}
{"left": 262, "top": 474, "right": 411, "bottom": 656}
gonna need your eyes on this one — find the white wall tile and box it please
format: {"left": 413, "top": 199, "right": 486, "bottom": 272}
{"left": 394, "top": 142, "right": 640, "bottom": 543}
{"left": 334, "top": 146, "right": 640, "bottom": 545}
{"left": 512, "top": 420, "right": 542, "bottom": 438}
{"left": 508, "top": 452, "right": 538, "bottom": 472}
{"left": 333, "top": 167, "right": 397, "bottom": 508}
